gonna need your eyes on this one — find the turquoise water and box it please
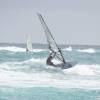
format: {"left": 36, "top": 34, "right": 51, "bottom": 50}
{"left": 0, "top": 87, "right": 100, "bottom": 100}
{"left": 0, "top": 44, "right": 100, "bottom": 100}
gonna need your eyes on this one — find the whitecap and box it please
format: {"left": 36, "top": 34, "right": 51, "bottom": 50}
{"left": 63, "top": 46, "right": 72, "bottom": 51}
{"left": 63, "top": 64, "right": 97, "bottom": 76}
{"left": 0, "top": 46, "right": 47, "bottom": 52}
{"left": 0, "top": 46, "right": 25, "bottom": 52}
{"left": 77, "top": 48, "right": 96, "bottom": 53}
{"left": 0, "top": 68, "right": 100, "bottom": 89}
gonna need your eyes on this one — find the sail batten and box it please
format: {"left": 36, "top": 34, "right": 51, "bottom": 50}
{"left": 37, "top": 13, "right": 66, "bottom": 63}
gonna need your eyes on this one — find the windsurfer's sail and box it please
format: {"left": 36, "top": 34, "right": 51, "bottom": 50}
{"left": 37, "top": 13, "right": 66, "bottom": 63}
{"left": 26, "top": 35, "right": 33, "bottom": 52}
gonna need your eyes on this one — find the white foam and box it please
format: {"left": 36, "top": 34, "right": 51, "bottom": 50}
{"left": 0, "top": 68, "right": 100, "bottom": 89}
{"left": 77, "top": 48, "right": 96, "bottom": 53}
{"left": 0, "top": 62, "right": 100, "bottom": 89}
{"left": 22, "top": 58, "right": 46, "bottom": 64}
{"left": 0, "top": 58, "right": 46, "bottom": 71}
{"left": 33, "top": 49, "right": 47, "bottom": 52}
{"left": 0, "top": 46, "right": 46, "bottom": 52}
{"left": 1, "top": 60, "right": 100, "bottom": 76}
{"left": 19, "top": 58, "right": 60, "bottom": 65}
{"left": 63, "top": 46, "right": 72, "bottom": 51}
{"left": 0, "top": 46, "right": 25, "bottom": 52}
{"left": 63, "top": 64, "right": 97, "bottom": 76}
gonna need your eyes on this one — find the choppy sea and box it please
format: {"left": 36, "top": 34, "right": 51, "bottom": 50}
{"left": 0, "top": 43, "right": 100, "bottom": 100}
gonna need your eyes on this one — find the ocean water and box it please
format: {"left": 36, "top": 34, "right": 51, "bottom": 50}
{"left": 0, "top": 43, "right": 100, "bottom": 100}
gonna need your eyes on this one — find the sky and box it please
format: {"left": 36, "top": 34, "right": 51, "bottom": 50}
{"left": 0, "top": 0, "right": 100, "bottom": 45}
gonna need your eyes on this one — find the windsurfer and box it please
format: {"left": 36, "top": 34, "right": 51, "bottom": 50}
{"left": 37, "top": 13, "right": 76, "bottom": 69}
{"left": 46, "top": 52, "right": 56, "bottom": 67}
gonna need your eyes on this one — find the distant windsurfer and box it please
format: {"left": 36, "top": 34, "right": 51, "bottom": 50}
{"left": 26, "top": 47, "right": 29, "bottom": 52}
{"left": 46, "top": 52, "right": 56, "bottom": 67}
{"left": 26, "top": 35, "right": 33, "bottom": 52}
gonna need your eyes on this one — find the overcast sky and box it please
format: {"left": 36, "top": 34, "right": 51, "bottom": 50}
{"left": 0, "top": 0, "right": 100, "bottom": 45}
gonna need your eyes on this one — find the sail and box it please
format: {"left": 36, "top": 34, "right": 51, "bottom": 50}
{"left": 37, "top": 13, "right": 66, "bottom": 63}
{"left": 26, "top": 35, "right": 33, "bottom": 51}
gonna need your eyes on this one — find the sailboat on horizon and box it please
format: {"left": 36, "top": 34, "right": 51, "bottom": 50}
{"left": 37, "top": 13, "right": 76, "bottom": 69}
{"left": 26, "top": 35, "right": 33, "bottom": 52}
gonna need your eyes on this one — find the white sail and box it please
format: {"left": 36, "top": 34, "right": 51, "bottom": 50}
{"left": 26, "top": 35, "right": 33, "bottom": 52}
{"left": 37, "top": 13, "right": 66, "bottom": 63}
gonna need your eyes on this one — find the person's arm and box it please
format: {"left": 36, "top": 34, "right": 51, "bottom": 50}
{"left": 50, "top": 52, "right": 53, "bottom": 56}
{"left": 51, "top": 52, "right": 56, "bottom": 58}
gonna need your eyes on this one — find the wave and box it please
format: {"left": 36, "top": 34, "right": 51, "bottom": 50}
{"left": 0, "top": 67, "right": 100, "bottom": 89}
{"left": 63, "top": 46, "right": 72, "bottom": 51}
{"left": 0, "top": 60, "right": 100, "bottom": 89}
{"left": 33, "top": 49, "right": 47, "bottom": 52}
{"left": 63, "top": 64, "right": 99, "bottom": 76}
{"left": 0, "top": 46, "right": 46, "bottom": 52}
{"left": 0, "top": 46, "right": 25, "bottom": 52}
{"left": 0, "top": 58, "right": 46, "bottom": 70}
{"left": 77, "top": 48, "right": 96, "bottom": 53}
{"left": 0, "top": 58, "right": 100, "bottom": 75}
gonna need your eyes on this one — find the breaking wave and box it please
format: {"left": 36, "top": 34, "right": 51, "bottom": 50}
{"left": 0, "top": 45, "right": 100, "bottom": 90}
{"left": 63, "top": 46, "right": 72, "bottom": 51}
{"left": 77, "top": 48, "right": 96, "bottom": 53}
{"left": 0, "top": 59, "right": 100, "bottom": 89}
{"left": 0, "top": 46, "right": 46, "bottom": 52}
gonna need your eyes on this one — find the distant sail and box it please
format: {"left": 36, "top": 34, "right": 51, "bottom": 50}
{"left": 37, "top": 13, "right": 66, "bottom": 63}
{"left": 26, "top": 35, "right": 33, "bottom": 52}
